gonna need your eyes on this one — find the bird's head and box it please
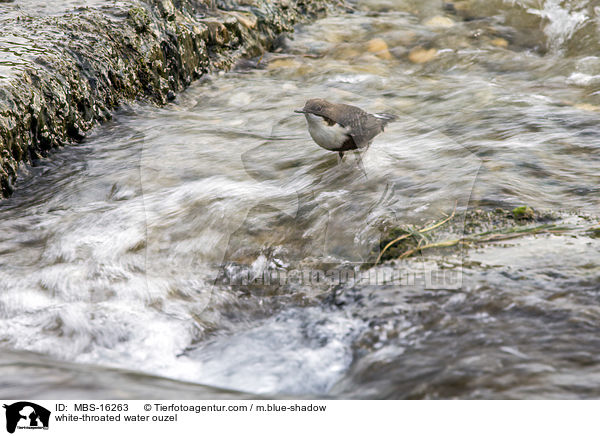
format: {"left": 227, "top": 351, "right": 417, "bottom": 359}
{"left": 294, "top": 98, "right": 333, "bottom": 117}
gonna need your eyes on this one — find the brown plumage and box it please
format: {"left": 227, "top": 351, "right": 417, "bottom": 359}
{"left": 295, "top": 98, "right": 396, "bottom": 158}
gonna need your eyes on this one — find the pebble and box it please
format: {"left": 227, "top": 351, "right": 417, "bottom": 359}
{"left": 491, "top": 37, "right": 509, "bottom": 48}
{"left": 386, "top": 30, "right": 417, "bottom": 47}
{"left": 324, "top": 31, "right": 348, "bottom": 44}
{"left": 267, "top": 58, "right": 302, "bottom": 70}
{"left": 424, "top": 16, "right": 454, "bottom": 29}
{"left": 574, "top": 103, "right": 600, "bottom": 112}
{"left": 408, "top": 47, "right": 437, "bottom": 63}
{"left": 450, "top": 1, "right": 474, "bottom": 19}
{"left": 226, "top": 11, "right": 257, "bottom": 29}
{"left": 332, "top": 45, "right": 361, "bottom": 60}
{"left": 367, "top": 38, "right": 392, "bottom": 60}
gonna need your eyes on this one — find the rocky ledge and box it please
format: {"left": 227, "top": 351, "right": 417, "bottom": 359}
{"left": 0, "top": 0, "right": 334, "bottom": 198}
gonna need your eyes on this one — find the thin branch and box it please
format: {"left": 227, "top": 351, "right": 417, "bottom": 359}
{"left": 374, "top": 202, "right": 457, "bottom": 265}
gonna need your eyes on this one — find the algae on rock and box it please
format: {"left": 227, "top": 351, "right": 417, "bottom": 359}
{"left": 0, "top": 0, "right": 333, "bottom": 197}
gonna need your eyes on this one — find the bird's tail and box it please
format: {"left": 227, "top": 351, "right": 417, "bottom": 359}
{"left": 374, "top": 112, "right": 397, "bottom": 128}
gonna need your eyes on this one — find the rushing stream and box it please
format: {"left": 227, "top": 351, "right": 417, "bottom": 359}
{"left": 1, "top": 0, "right": 599, "bottom": 399}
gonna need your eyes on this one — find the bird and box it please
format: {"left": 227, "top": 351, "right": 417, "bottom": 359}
{"left": 294, "top": 98, "right": 397, "bottom": 159}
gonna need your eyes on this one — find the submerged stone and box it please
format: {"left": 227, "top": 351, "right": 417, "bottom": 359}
{"left": 372, "top": 206, "right": 568, "bottom": 265}
{"left": 367, "top": 38, "right": 392, "bottom": 60}
{"left": 491, "top": 37, "right": 509, "bottom": 48}
{"left": 512, "top": 206, "right": 534, "bottom": 220}
{"left": 408, "top": 47, "right": 437, "bottom": 64}
{"left": 424, "top": 16, "right": 454, "bottom": 29}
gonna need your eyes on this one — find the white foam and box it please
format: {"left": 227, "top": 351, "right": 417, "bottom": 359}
{"left": 527, "top": 0, "right": 588, "bottom": 50}
{"left": 188, "top": 308, "right": 364, "bottom": 395}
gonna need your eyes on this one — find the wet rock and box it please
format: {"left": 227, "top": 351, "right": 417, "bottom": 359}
{"left": 386, "top": 30, "right": 417, "bottom": 47}
{"left": 574, "top": 103, "right": 600, "bottom": 112}
{"left": 408, "top": 47, "right": 437, "bottom": 64}
{"left": 424, "top": 16, "right": 454, "bottom": 29}
{"left": 447, "top": 1, "right": 472, "bottom": 18}
{"left": 442, "top": 2, "right": 456, "bottom": 13}
{"left": 367, "top": 38, "right": 392, "bottom": 60}
{"left": 202, "top": 20, "right": 231, "bottom": 46}
{"left": 491, "top": 37, "right": 509, "bottom": 48}
{"left": 266, "top": 58, "right": 303, "bottom": 70}
{"left": 373, "top": 207, "right": 564, "bottom": 264}
{"left": 128, "top": 6, "right": 152, "bottom": 34}
{"left": 331, "top": 44, "right": 361, "bottom": 60}
{"left": 512, "top": 206, "right": 534, "bottom": 220}
{"left": 0, "top": 0, "right": 336, "bottom": 198}
{"left": 224, "top": 11, "right": 258, "bottom": 29}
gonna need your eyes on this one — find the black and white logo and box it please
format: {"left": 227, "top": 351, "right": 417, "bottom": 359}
{"left": 3, "top": 402, "right": 50, "bottom": 434}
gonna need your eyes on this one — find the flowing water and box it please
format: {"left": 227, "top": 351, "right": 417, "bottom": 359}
{"left": 1, "top": 0, "right": 599, "bottom": 399}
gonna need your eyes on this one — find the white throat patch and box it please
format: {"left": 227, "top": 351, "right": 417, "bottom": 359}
{"left": 304, "top": 113, "right": 350, "bottom": 151}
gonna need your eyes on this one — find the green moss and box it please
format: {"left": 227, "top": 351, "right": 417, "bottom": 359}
{"left": 372, "top": 207, "right": 571, "bottom": 264}
{"left": 588, "top": 227, "right": 600, "bottom": 238}
{"left": 512, "top": 205, "right": 534, "bottom": 220}
{"left": 0, "top": 0, "right": 334, "bottom": 198}
{"left": 128, "top": 6, "right": 151, "bottom": 34}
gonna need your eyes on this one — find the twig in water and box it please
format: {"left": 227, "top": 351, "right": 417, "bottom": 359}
{"left": 398, "top": 224, "right": 579, "bottom": 259}
{"left": 375, "top": 202, "right": 457, "bottom": 265}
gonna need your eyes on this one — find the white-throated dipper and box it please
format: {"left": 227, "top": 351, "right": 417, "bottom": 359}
{"left": 295, "top": 98, "right": 397, "bottom": 158}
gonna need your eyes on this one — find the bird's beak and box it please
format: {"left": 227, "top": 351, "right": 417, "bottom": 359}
{"left": 294, "top": 109, "right": 307, "bottom": 114}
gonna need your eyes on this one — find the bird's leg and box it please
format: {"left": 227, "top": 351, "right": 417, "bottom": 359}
{"left": 337, "top": 151, "right": 345, "bottom": 164}
{"left": 354, "top": 151, "right": 368, "bottom": 180}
